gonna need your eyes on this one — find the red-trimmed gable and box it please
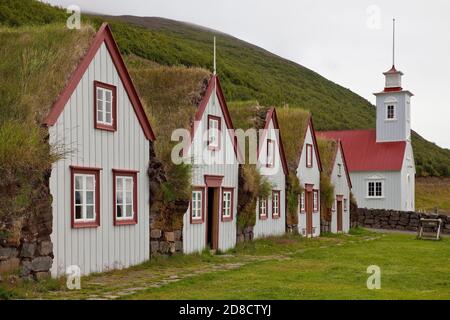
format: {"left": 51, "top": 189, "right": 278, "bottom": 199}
{"left": 191, "top": 75, "right": 242, "bottom": 161}
{"left": 318, "top": 129, "right": 406, "bottom": 172}
{"left": 306, "top": 116, "right": 323, "bottom": 172}
{"left": 261, "top": 107, "right": 289, "bottom": 176}
{"left": 43, "top": 23, "right": 155, "bottom": 141}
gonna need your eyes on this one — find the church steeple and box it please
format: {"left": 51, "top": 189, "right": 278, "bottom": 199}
{"left": 374, "top": 19, "right": 413, "bottom": 143}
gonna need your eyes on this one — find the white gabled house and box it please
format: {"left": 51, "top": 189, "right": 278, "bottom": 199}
{"left": 43, "top": 23, "right": 156, "bottom": 277}
{"left": 183, "top": 76, "right": 241, "bottom": 253}
{"left": 316, "top": 137, "right": 352, "bottom": 233}
{"left": 296, "top": 117, "right": 323, "bottom": 237}
{"left": 253, "top": 108, "right": 289, "bottom": 239}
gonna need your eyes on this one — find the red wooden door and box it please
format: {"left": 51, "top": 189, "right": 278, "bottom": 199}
{"left": 337, "top": 200, "right": 343, "bottom": 232}
{"left": 306, "top": 191, "right": 313, "bottom": 235}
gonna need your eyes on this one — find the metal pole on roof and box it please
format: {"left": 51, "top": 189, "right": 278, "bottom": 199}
{"left": 213, "top": 36, "right": 217, "bottom": 75}
{"left": 392, "top": 18, "right": 396, "bottom": 67}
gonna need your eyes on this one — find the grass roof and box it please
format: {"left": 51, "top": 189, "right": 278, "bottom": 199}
{"left": 276, "top": 108, "right": 311, "bottom": 172}
{"left": 0, "top": 23, "right": 95, "bottom": 125}
{"left": 127, "top": 56, "right": 211, "bottom": 154}
{"left": 317, "top": 138, "right": 338, "bottom": 178}
{"left": 228, "top": 101, "right": 270, "bottom": 132}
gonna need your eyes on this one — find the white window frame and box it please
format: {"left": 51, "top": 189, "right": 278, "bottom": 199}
{"left": 313, "top": 190, "right": 319, "bottom": 212}
{"left": 74, "top": 174, "right": 96, "bottom": 222}
{"left": 222, "top": 191, "right": 232, "bottom": 218}
{"left": 337, "top": 163, "right": 342, "bottom": 177}
{"left": 208, "top": 116, "right": 220, "bottom": 149}
{"left": 191, "top": 190, "right": 203, "bottom": 220}
{"left": 299, "top": 192, "right": 305, "bottom": 212}
{"left": 96, "top": 86, "right": 114, "bottom": 126}
{"left": 266, "top": 139, "right": 275, "bottom": 167}
{"left": 259, "top": 197, "right": 267, "bottom": 218}
{"left": 306, "top": 144, "right": 313, "bottom": 167}
{"left": 367, "top": 180, "right": 384, "bottom": 198}
{"left": 115, "top": 176, "right": 134, "bottom": 220}
{"left": 272, "top": 191, "right": 280, "bottom": 217}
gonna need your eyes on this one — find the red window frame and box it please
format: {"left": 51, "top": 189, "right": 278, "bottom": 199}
{"left": 258, "top": 197, "right": 268, "bottom": 220}
{"left": 221, "top": 187, "right": 234, "bottom": 222}
{"left": 313, "top": 189, "right": 319, "bottom": 212}
{"left": 70, "top": 166, "right": 101, "bottom": 229}
{"left": 94, "top": 81, "right": 117, "bottom": 132}
{"left": 112, "top": 169, "right": 138, "bottom": 226}
{"left": 306, "top": 143, "right": 313, "bottom": 168}
{"left": 272, "top": 190, "right": 281, "bottom": 219}
{"left": 207, "top": 115, "right": 221, "bottom": 151}
{"left": 266, "top": 139, "right": 275, "bottom": 168}
{"left": 190, "top": 187, "right": 205, "bottom": 224}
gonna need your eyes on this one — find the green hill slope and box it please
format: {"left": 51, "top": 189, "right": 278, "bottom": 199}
{"left": 1, "top": 0, "right": 450, "bottom": 177}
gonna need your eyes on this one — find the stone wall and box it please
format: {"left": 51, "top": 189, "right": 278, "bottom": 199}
{"left": 236, "top": 226, "right": 254, "bottom": 243}
{"left": 356, "top": 208, "right": 450, "bottom": 234}
{"left": 0, "top": 176, "right": 53, "bottom": 280}
{"left": 150, "top": 229, "right": 183, "bottom": 255}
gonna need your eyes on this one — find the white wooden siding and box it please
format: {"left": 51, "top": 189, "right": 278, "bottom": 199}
{"left": 49, "top": 43, "right": 150, "bottom": 277}
{"left": 253, "top": 118, "right": 286, "bottom": 238}
{"left": 183, "top": 90, "right": 239, "bottom": 254}
{"left": 330, "top": 147, "right": 351, "bottom": 233}
{"left": 296, "top": 125, "right": 321, "bottom": 237}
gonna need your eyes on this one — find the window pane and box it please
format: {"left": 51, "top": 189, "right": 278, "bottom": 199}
{"left": 117, "top": 205, "right": 123, "bottom": 218}
{"left": 97, "top": 109, "right": 103, "bottom": 122}
{"left": 97, "top": 99, "right": 103, "bottom": 111}
{"left": 105, "top": 100, "right": 111, "bottom": 113}
{"left": 125, "top": 178, "right": 132, "bottom": 191}
{"left": 86, "top": 191, "right": 94, "bottom": 205}
{"left": 75, "top": 176, "right": 82, "bottom": 190}
{"left": 75, "top": 191, "right": 82, "bottom": 205}
{"left": 97, "top": 88, "right": 103, "bottom": 100}
{"left": 117, "top": 177, "right": 123, "bottom": 190}
{"left": 126, "top": 205, "right": 133, "bottom": 217}
{"left": 75, "top": 205, "right": 82, "bottom": 220}
{"left": 86, "top": 205, "right": 94, "bottom": 219}
{"left": 85, "top": 176, "right": 94, "bottom": 190}
{"left": 126, "top": 191, "right": 132, "bottom": 204}
{"left": 105, "top": 112, "right": 111, "bottom": 124}
{"left": 105, "top": 90, "right": 112, "bottom": 102}
{"left": 117, "top": 191, "right": 123, "bottom": 204}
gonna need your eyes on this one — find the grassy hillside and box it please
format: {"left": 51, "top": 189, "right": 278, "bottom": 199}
{"left": 1, "top": 0, "right": 450, "bottom": 177}
{"left": 416, "top": 177, "right": 450, "bottom": 214}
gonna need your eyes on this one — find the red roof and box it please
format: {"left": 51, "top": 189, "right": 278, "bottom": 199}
{"left": 317, "top": 129, "right": 406, "bottom": 172}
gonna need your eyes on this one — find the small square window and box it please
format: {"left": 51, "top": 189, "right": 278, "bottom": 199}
{"left": 386, "top": 105, "right": 396, "bottom": 120}
{"left": 259, "top": 197, "right": 268, "bottom": 219}
{"left": 207, "top": 115, "right": 221, "bottom": 150}
{"left": 368, "top": 181, "right": 383, "bottom": 198}
{"left": 222, "top": 189, "right": 234, "bottom": 221}
{"left": 113, "top": 170, "right": 138, "bottom": 226}
{"left": 94, "top": 81, "right": 117, "bottom": 131}
{"left": 191, "top": 188, "right": 204, "bottom": 224}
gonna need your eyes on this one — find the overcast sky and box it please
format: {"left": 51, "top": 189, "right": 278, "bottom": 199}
{"left": 45, "top": 0, "right": 450, "bottom": 149}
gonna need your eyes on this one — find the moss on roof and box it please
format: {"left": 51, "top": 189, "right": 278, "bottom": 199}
{"left": 0, "top": 23, "right": 95, "bottom": 125}
{"left": 276, "top": 108, "right": 311, "bottom": 172}
{"left": 127, "top": 56, "right": 212, "bottom": 151}
{"left": 317, "top": 138, "right": 338, "bottom": 178}
{"left": 228, "top": 101, "right": 269, "bottom": 132}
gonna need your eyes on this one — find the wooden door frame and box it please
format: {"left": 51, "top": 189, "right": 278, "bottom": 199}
{"left": 204, "top": 175, "right": 224, "bottom": 250}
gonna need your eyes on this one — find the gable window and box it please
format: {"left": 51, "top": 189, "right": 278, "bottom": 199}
{"left": 344, "top": 199, "right": 348, "bottom": 211}
{"left": 313, "top": 190, "right": 319, "bottom": 212}
{"left": 191, "top": 188, "right": 204, "bottom": 224}
{"left": 207, "top": 115, "right": 221, "bottom": 150}
{"left": 259, "top": 197, "right": 268, "bottom": 219}
{"left": 113, "top": 170, "right": 138, "bottom": 226}
{"left": 222, "top": 188, "right": 234, "bottom": 222}
{"left": 272, "top": 191, "right": 280, "bottom": 219}
{"left": 338, "top": 164, "right": 342, "bottom": 177}
{"left": 266, "top": 139, "right": 275, "bottom": 167}
{"left": 299, "top": 192, "right": 305, "bottom": 213}
{"left": 71, "top": 166, "right": 101, "bottom": 228}
{"left": 306, "top": 144, "right": 313, "bottom": 168}
{"left": 386, "top": 105, "right": 396, "bottom": 120}
{"left": 367, "top": 181, "right": 383, "bottom": 198}
{"left": 94, "top": 81, "right": 117, "bottom": 131}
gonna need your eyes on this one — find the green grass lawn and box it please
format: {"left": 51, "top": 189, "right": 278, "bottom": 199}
{"left": 1, "top": 228, "right": 450, "bottom": 300}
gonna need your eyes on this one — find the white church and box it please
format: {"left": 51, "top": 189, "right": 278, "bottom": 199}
{"left": 320, "top": 63, "right": 415, "bottom": 212}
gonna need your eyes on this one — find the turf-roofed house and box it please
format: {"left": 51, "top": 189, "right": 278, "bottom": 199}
{"left": 130, "top": 62, "right": 240, "bottom": 254}
{"left": 1, "top": 22, "right": 156, "bottom": 277}
{"left": 229, "top": 103, "right": 288, "bottom": 239}
{"left": 320, "top": 62, "right": 415, "bottom": 212}
{"left": 277, "top": 109, "right": 322, "bottom": 238}
{"left": 316, "top": 137, "right": 352, "bottom": 233}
